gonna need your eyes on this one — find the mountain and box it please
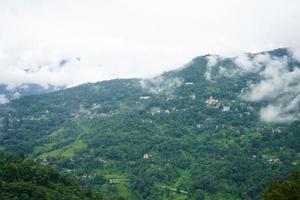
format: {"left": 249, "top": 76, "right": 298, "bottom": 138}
{"left": 0, "top": 48, "right": 299, "bottom": 199}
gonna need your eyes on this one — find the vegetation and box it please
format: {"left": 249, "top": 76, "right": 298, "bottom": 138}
{"left": 0, "top": 48, "right": 299, "bottom": 199}
{"left": 0, "top": 151, "right": 107, "bottom": 200}
{"left": 263, "top": 171, "right": 300, "bottom": 200}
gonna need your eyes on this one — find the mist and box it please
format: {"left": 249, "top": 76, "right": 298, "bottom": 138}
{"left": 1, "top": 0, "right": 300, "bottom": 88}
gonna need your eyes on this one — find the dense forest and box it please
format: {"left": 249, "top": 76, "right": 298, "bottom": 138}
{"left": 0, "top": 48, "right": 299, "bottom": 199}
{"left": 263, "top": 171, "right": 300, "bottom": 200}
{"left": 0, "top": 151, "right": 108, "bottom": 200}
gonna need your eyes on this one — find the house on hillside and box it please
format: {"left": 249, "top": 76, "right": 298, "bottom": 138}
{"left": 143, "top": 153, "right": 150, "bottom": 159}
{"left": 205, "top": 96, "right": 219, "bottom": 105}
{"left": 191, "top": 94, "right": 196, "bottom": 100}
{"left": 222, "top": 106, "right": 230, "bottom": 112}
{"left": 140, "top": 96, "right": 151, "bottom": 100}
{"left": 150, "top": 107, "right": 161, "bottom": 115}
{"left": 41, "top": 158, "right": 48, "bottom": 165}
{"left": 185, "top": 82, "right": 194, "bottom": 85}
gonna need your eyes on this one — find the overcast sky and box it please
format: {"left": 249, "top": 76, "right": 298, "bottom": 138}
{"left": 1, "top": 0, "right": 300, "bottom": 88}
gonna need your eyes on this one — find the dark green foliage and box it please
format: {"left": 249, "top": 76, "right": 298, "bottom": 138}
{"left": 263, "top": 171, "right": 300, "bottom": 200}
{"left": 0, "top": 152, "right": 105, "bottom": 200}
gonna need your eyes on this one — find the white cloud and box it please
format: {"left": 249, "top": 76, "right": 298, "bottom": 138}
{"left": 260, "top": 103, "right": 299, "bottom": 123}
{"left": 218, "top": 66, "right": 237, "bottom": 77}
{"left": 140, "top": 76, "right": 183, "bottom": 94}
{"left": 233, "top": 53, "right": 275, "bottom": 73}
{"left": 290, "top": 47, "right": 300, "bottom": 61}
{"left": 0, "top": 0, "right": 300, "bottom": 88}
{"left": 0, "top": 95, "right": 9, "bottom": 104}
{"left": 236, "top": 53, "right": 300, "bottom": 123}
{"left": 234, "top": 54, "right": 256, "bottom": 72}
{"left": 205, "top": 55, "right": 219, "bottom": 80}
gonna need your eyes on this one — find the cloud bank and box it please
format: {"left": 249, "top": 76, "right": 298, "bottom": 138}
{"left": 234, "top": 52, "right": 300, "bottom": 123}
{"left": 1, "top": 0, "right": 300, "bottom": 88}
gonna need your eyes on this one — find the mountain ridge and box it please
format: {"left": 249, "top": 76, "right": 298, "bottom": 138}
{"left": 0, "top": 48, "right": 299, "bottom": 199}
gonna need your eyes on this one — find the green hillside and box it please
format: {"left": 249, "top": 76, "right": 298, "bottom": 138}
{"left": 0, "top": 151, "right": 106, "bottom": 200}
{"left": 0, "top": 48, "right": 299, "bottom": 199}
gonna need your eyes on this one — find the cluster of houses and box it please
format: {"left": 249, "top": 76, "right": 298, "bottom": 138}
{"left": 262, "top": 155, "right": 280, "bottom": 164}
{"left": 205, "top": 96, "right": 219, "bottom": 105}
{"left": 71, "top": 104, "right": 115, "bottom": 120}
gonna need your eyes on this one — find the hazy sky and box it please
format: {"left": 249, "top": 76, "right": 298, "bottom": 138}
{"left": 1, "top": 0, "right": 300, "bottom": 88}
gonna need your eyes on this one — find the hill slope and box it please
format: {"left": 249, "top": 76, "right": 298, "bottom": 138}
{"left": 0, "top": 48, "right": 299, "bottom": 199}
{"left": 0, "top": 151, "right": 106, "bottom": 200}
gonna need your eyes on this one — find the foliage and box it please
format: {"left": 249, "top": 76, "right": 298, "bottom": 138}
{"left": 263, "top": 171, "right": 300, "bottom": 200}
{"left": 0, "top": 151, "right": 109, "bottom": 200}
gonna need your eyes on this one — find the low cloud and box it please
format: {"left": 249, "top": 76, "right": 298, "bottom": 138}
{"left": 1, "top": 0, "right": 300, "bottom": 90}
{"left": 0, "top": 95, "right": 9, "bottom": 104}
{"left": 290, "top": 47, "right": 300, "bottom": 61}
{"left": 260, "top": 98, "right": 300, "bottom": 123}
{"left": 140, "top": 76, "right": 183, "bottom": 94}
{"left": 218, "top": 66, "right": 238, "bottom": 78}
{"left": 234, "top": 51, "right": 300, "bottom": 123}
{"left": 205, "top": 55, "right": 219, "bottom": 80}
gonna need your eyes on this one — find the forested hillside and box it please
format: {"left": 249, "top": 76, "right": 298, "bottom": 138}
{"left": 263, "top": 171, "right": 300, "bottom": 200}
{"left": 0, "top": 151, "right": 107, "bottom": 200}
{"left": 0, "top": 48, "right": 299, "bottom": 199}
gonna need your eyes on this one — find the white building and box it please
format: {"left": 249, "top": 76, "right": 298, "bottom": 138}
{"left": 206, "top": 96, "right": 219, "bottom": 105}
{"left": 140, "top": 96, "right": 151, "bottom": 100}
{"left": 143, "top": 153, "right": 150, "bottom": 159}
